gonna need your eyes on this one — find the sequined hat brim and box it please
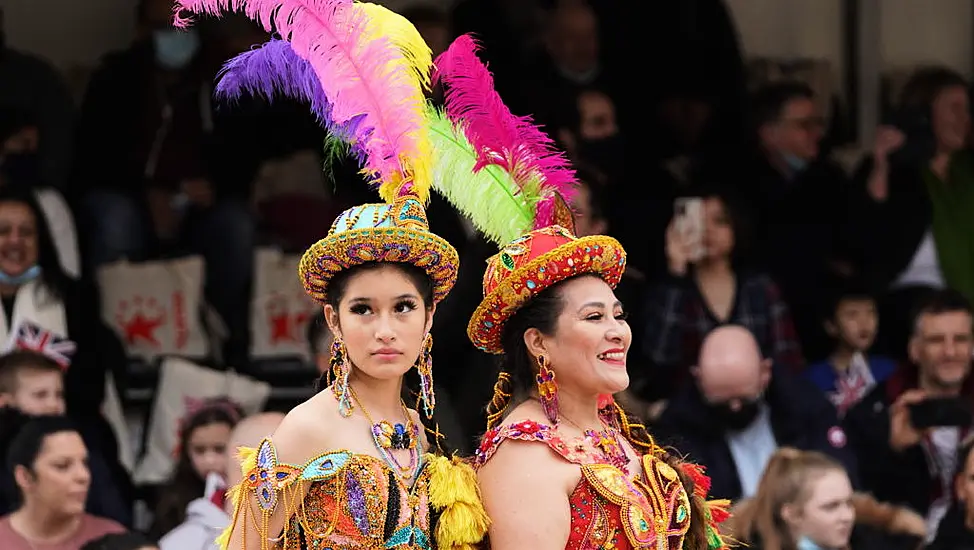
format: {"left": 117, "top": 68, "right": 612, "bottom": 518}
{"left": 300, "top": 227, "right": 459, "bottom": 305}
{"left": 467, "top": 235, "right": 626, "bottom": 354}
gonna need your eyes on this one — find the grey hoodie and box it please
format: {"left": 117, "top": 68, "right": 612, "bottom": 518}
{"left": 158, "top": 497, "right": 229, "bottom": 550}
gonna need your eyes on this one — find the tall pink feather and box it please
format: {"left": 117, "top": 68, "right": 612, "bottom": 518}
{"left": 434, "top": 34, "right": 576, "bottom": 229}
{"left": 173, "top": 0, "right": 429, "bottom": 196}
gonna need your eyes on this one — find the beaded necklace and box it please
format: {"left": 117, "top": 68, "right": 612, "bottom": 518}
{"left": 560, "top": 412, "right": 630, "bottom": 473}
{"left": 348, "top": 385, "right": 421, "bottom": 480}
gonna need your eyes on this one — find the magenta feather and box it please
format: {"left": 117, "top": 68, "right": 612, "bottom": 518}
{"left": 174, "top": 0, "right": 430, "bottom": 197}
{"left": 433, "top": 34, "right": 577, "bottom": 229}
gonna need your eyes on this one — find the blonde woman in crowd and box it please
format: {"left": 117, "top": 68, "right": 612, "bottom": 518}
{"left": 727, "top": 448, "right": 926, "bottom": 549}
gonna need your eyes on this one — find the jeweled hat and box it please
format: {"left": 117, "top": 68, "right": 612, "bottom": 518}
{"left": 424, "top": 35, "right": 628, "bottom": 353}
{"left": 298, "top": 185, "right": 458, "bottom": 304}
{"left": 174, "top": 0, "right": 456, "bottom": 306}
{"left": 466, "top": 226, "right": 625, "bottom": 353}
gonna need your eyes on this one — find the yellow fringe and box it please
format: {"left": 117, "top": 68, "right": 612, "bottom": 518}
{"left": 216, "top": 446, "right": 259, "bottom": 549}
{"left": 427, "top": 455, "right": 490, "bottom": 549}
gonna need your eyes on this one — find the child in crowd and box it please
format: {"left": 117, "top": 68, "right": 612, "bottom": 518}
{"left": 0, "top": 350, "right": 131, "bottom": 525}
{"left": 0, "top": 349, "right": 64, "bottom": 415}
{"left": 149, "top": 399, "right": 242, "bottom": 540}
{"left": 158, "top": 412, "right": 286, "bottom": 550}
{"left": 726, "top": 448, "right": 925, "bottom": 548}
{"left": 805, "top": 282, "right": 897, "bottom": 417}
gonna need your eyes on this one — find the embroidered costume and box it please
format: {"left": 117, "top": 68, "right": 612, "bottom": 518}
{"left": 478, "top": 420, "right": 691, "bottom": 549}
{"left": 424, "top": 37, "right": 732, "bottom": 549}
{"left": 224, "top": 439, "right": 480, "bottom": 550}
{"left": 171, "top": 1, "right": 487, "bottom": 549}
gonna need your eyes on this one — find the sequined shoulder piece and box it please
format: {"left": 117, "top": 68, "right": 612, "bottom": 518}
{"left": 477, "top": 419, "right": 601, "bottom": 467}
{"left": 241, "top": 438, "right": 354, "bottom": 514}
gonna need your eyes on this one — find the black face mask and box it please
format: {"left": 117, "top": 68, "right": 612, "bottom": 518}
{"left": 577, "top": 135, "right": 623, "bottom": 176}
{"left": 0, "top": 152, "right": 40, "bottom": 187}
{"left": 708, "top": 398, "right": 762, "bottom": 432}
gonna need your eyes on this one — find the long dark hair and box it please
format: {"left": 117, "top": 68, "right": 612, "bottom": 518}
{"left": 483, "top": 275, "right": 711, "bottom": 549}
{"left": 0, "top": 186, "right": 70, "bottom": 300}
{"left": 150, "top": 400, "right": 242, "bottom": 540}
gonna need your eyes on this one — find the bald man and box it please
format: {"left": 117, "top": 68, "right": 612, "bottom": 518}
{"left": 225, "top": 412, "right": 286, "bottom": 490}
{"left": 159, "top": 412, "right": 285, "bottom": 550}
{"left": 653, "top": 325, "right": 858, "bottom": 502}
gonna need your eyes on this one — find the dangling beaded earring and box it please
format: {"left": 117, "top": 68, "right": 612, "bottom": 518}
{"left": 330, "top": 337, "right": 353, "bottom": 417}
{"left": 536, "top": 355, "right": 559, "bottom": 424}
{"left": 416, "top": 333, "right": 435, "bottom": 419}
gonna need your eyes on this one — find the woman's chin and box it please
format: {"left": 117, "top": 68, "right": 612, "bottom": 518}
{"left": 597, "top": 370, "right": 629, "bottom": 396}
{"left": 357, "top": 360, "right": 413, "bottom": 381}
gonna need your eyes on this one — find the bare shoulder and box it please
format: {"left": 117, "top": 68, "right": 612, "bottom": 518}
{"left": 478, "top": 434, "right": 577, "bottom": 495}
{"left": 271, "top": 392, "right": 339, "bottom": 464}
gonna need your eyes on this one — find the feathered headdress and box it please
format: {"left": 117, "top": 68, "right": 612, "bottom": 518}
{"left": 174, "top": 0, "right": 461, "bottom": 306}
{"left": 174, "top": 0, "right": 433, "bottom": 202}
{"left": 429, "top": 35, "right": 578, "bottom": 243}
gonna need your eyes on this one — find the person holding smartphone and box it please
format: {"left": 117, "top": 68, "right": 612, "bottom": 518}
{"left": 844, "top": 289, "right": 974, "bottom": 541}
{"left": 640, "top": 188, "right": 803, "bottom": 401}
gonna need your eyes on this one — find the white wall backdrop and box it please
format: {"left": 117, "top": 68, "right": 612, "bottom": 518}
{"left": 726, "top": 0, "right": 973, "bottom": 77}
{"left": 3, "top": 0, "right": 972, "bottom": 79}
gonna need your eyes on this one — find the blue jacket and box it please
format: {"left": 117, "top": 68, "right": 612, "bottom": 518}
{"left": 805, "top": 355, "right": 897, "bottom": 397}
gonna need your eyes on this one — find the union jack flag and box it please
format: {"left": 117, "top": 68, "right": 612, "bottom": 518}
{"left": 12, "top": 321, "right": 77, "bottom": 369}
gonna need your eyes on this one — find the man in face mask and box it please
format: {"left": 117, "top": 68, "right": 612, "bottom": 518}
{"left": 653, "top": 325, "right": 859, "bottom": 502}
{"left": 139, "top": 0, "right": 201, "bottom": 71}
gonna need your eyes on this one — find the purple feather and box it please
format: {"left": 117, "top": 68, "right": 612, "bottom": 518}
{"left": 216, "top": 38, "right": 368, "bottom": 145}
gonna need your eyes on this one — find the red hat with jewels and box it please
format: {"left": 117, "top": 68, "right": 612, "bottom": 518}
{"left": 468, "top": 224, "right": 626, "bottom": 353}
{"left": 426, "top": 36, "right": 627, "bottom": 354}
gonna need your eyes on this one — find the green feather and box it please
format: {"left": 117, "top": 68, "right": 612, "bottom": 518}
{"left": 427, "top": 106, "right": 538, "bottom": 245}
{"left": 321, "top": 134, "right": 350, "bottom": 186}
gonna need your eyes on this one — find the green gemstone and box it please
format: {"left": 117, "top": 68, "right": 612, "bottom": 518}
{"left": 677, "top": 505, "right": 687, "bottom": 522}
{"left": 639, "top": 518, "right": 649, "bottom": 531}
{"left": 501, "top": 252, "right": 516, "bottom": 270}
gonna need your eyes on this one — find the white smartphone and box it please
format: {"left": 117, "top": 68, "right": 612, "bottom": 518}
{"left": 674, "top": 197, "right": 705, "bottom": 261}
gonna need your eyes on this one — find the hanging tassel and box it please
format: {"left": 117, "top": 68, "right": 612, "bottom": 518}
{"left": 427, "top": 455, "right": 490, "bottom": 548}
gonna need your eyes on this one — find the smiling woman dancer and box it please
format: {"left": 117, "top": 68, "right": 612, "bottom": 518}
{"left": 426, "top": 36, "right": 732, "bottom": 549}
{"left": 169, "top": 1, "right": 488, "bottom": 549}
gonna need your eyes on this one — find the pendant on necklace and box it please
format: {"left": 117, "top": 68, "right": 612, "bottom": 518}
{"left": 373, "top": 420, "right": 417, "bottom": 450}
{"left": 586, "top": 429, "right": 628, "bottom": 471}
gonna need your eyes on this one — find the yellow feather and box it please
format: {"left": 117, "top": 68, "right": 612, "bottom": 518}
{"left": 427, "top": 455, "right": 490, "bottom": 548}
{"left": 356, "top": 2, "right": 434, "bottom": 204}
{"left": 237, "top": 445, "right": 258, "bottom": 476}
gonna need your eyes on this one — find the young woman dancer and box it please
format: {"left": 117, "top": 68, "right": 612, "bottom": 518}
{"left": 170, "top": 1, "right": 488, "bottom": 549}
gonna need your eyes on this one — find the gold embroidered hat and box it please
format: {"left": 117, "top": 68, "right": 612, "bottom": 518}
{"left": 298, "top": 184, "right": 458, "bottom": 305}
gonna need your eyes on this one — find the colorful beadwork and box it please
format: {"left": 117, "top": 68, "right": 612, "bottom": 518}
{"left": 585, "top": 428, "right": 629, "bottom": 473}
{"left": 467, "top": 226, "right": 626, "bottom": 353}
{"left": 476, "top": 420, "right": 691, "bottom": 549}
{"left": 373, "top": 420, "right": 419, "bottom": 450}
{"left": 237, "top": 438, "right": 434, "bottom": 550}
{"left": 298, "top": 196, "right": 460, "bottom": 306}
